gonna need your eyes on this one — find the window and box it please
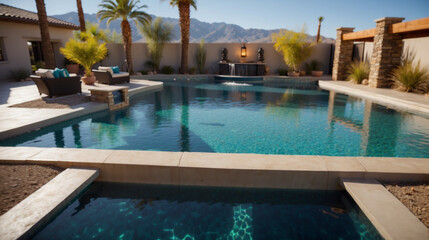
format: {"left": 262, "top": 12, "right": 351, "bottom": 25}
{"left": 0, "top": 38, "right": 6, "bottom": 61}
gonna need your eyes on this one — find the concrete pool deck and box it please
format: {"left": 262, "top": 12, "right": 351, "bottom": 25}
{"left": 319, "top": 80, "right": 429, "bottom": 117}
{"left": 0, "top": 79, "right": 163, "bottom": 140}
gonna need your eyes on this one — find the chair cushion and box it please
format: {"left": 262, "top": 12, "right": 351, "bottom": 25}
{"left": 53, "top": 68, "right": 70, "bottom": 78}
{"left": 35, "top": 69, "right": 54, "bottom": 78}
{"left": 98, "top": 66, "right": 114, "bottom": 75}
{"left": 112, "top": 72, "right": 129, "bottom": 78}
{"left": 112, "top": 66, "right": 120, "bottom": 74}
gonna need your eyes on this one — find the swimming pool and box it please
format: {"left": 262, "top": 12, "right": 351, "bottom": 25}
{"left": 32, "top": 182, "right": 382, "bottom": 239}
{"left": 2, "top": 81, "right": 429, "bottom": 157}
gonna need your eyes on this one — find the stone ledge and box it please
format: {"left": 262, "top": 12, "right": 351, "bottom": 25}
{"left": 0, "top": 167, "right": 99, "bottom": 240}
{"left": 340, "top": 178, "right": 428, "bottom": 240}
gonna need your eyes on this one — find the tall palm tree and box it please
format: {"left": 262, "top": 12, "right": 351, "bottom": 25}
{"left": 316, "top": 16, "right": 324, "bottom": 43}
{"left": 169, "top": 0, "right": 197, "bottom": 74}
{"left": 97, "top": 0, "right": 151, "bottom": 74}
{"left": 76, "top": 0, "right": 86, "bottom": 32}
{"left": 35, "top": 0, "right": 55, "bottom": 68}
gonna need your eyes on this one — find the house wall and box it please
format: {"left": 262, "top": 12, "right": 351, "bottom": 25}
{"left": 0, "top": 21, "right": 75, "bottom": 81}
{"left": 103, "top": 42, "right": 334, "bottom": 74}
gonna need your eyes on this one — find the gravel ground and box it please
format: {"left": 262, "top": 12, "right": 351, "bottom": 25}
{"left": 0, "top": 164, "right": 63, "bottom": 215}
{"left": 384, "top": 182, "right": 429, "bottom": 228}
{"left": 10, "top": 95, "right": 90, "bottom": 109}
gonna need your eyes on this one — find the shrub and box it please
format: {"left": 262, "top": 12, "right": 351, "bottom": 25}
{"left": 9, "top": 68, "right": 31, "bottom": 81}
{"left": 161, "top": 65, "right": 174, "bottom": 74}
{"left": 188, "top": 67, "right": 197, "bottom": 75}
{"left": 31, "top": 61, "right": 45, "bottom": 72}
{"left": 304, "top": 60, "right": 322, "bottom": 75}
{"left": 277, "top": 68, "right": 288, "bottom": 76}
{"left": 392, "top": 60, "right": 429, "bottom": 93}
{"left": 139, "top": 70, "right": 148, "bottom": 75}
{"left": 196, "top": 39, "right": 206, "bottom": 74}
{"left": 60, "top": 35, "right": 108, "bottom": 77}
{"left": 347, "top": 61, "right": 369, "bottom": 84}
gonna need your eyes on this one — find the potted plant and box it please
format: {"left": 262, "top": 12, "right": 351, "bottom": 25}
{"left": 64, "top": 57, "right": 79, "bottom": 74}
{"left": 60, "top": 35, "right": 108, "bottom": 85}
{"left": 272, "top": 27, "right": 314, "bottom": 77}
{"left": 305, "top": 60, "right": 324, "bottom": 77}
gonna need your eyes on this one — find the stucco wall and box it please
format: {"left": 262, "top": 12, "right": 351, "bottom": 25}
{"left": 0, "top": 21, "right": 74, "bottom": 81}
{"left": 103, "top": 42, "right": 334, "bottom": 74}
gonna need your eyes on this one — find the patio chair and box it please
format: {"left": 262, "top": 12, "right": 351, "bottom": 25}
{"left": 30, "top": 73, "right": 82, "bottom": 98}
{"left": 93, "top": 66, "right": 130, "bottom": 85}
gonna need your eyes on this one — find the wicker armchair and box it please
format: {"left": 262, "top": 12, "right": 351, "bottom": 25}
{"left": 30, "top": 75, "right": 82, "bottom": 98}
{"left": 92, "top": 70, "right": 130, "bottom": 85}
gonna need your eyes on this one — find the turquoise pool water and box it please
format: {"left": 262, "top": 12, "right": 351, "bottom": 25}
{"left": 32, "top": 183, "right": 382, "bottom": 239}
{"left": 2, "top": 81, "right": 429, "bottom": 157}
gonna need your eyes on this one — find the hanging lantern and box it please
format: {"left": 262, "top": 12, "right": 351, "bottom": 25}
{"left": 241, "top": 43, "right": 247, "bottom": 58}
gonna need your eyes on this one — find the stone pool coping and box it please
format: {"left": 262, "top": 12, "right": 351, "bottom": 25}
{"left": 319, "top": 80, "right": 429, "bottom": 117}
{"left": 0, "top": 80, "right": 163, "bottom": 141}
{"left": 0, "top": 167, "right": 99, "bottom": 240}
{"left": 341, "top": 178, "right": 429, "bottom": 240}
{"left": 1, "top": 147, "right": 428, "bottom": 190}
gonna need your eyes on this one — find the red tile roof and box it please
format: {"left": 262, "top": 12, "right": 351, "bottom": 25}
{"left": 0, "top": 3, "right": 79, "bottom": 30}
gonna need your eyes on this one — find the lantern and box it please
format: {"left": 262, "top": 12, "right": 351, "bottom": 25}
{"left": 241, "top": 43, "right": 247, "bottom": 58}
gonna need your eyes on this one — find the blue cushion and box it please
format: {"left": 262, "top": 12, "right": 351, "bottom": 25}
{"left": 53, "top": 68, "right": 62, "bottom": 78}
{"left": 112, "top": 66, "right": 120, "bottom": 74}
{"left": 63, "top": 68, "right": 70, "bottom": 77}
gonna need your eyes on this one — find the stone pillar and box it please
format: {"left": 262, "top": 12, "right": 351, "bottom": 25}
{"left": 332, "top": 27, "right": 355, "bottom": 81}
{"left": 369, "top": 17, "right": 404, "bottom": 88}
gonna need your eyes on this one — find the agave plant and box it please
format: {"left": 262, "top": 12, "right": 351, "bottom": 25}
{"left": 60, "top": 36, "right": 108, "bottom": 77}
{"left": 392, "top": 60, "right": 429, "bottom": 92}
{"left": 347, "top": 61, "right": 370, "bottom": 84}
{"left": 196, "top": 39, "right": 206, "bottom": 74}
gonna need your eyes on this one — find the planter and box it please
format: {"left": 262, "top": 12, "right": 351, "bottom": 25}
{"left": 312, "top": 71, "right": 323, "bottom": 77}
{"left": 81, "top": 75, "right": 96, "bottom": 85}
{"left": 66, "top": 64, "right": 79, "bottom": 74}
{"left": 299, "top": 70, "right": 306, "bottom": 76}
{"left": 288, "top": 71, "right": 300, "bottom": 77}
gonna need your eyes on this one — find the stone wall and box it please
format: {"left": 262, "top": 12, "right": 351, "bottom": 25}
{"left": 332, "top": 28, "right": 354, "bottom": 81}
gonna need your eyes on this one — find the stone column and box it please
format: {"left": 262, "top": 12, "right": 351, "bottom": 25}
{"left": 332, "top": 27, "right": 355, "bottom": 81}
{"left": 368, "top": 17, "right": 404, "bottom": 88}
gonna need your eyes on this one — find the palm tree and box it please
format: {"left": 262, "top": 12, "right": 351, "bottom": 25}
{"left": 97, "top": 0, "right": 151, "bottom": 74}
{"left": 168, "top": 0, "right": 197, "bottom": 74}
{"left": 76, "top": 0, "right": 86, "bottom": 32}
{"left": 316, "top": 16, "right": 324, "bottom": 43}
{"left": 34, "top": 0, "right": 55, "bottom": 68}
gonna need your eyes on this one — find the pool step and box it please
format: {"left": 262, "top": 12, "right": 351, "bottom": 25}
{"left": 340, "top": 178, "right": 428, "bottom": 240}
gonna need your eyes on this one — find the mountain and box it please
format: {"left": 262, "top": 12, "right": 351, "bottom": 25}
{"left": 52, "top": 12, "right": 334, "bottom": 43}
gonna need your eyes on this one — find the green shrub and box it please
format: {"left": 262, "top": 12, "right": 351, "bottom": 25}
{"left": 161, "top": 65, "right": 174, "bottom": 74}
{"left": 277, "top": 68, "right": 288, "bottom": 76}
{"left": 188, "top": 67, "right": 197, "bottom": 75}
{"left": 304, "top": 60, "right": 322, "bottom": 75}
{"left": 139, "top": 70, "right": 148, "bottom": 75}
{"left": 9, "top": 68, "right": 31, "bottom": 81}
{"left": 31, "top": 61, "right": 46, "bottom": 72}
{"left": 196, "top": 39, "right": 206, "bottom": 74}
{"left": 392, "top": 60, "right": 429, "bottom": 92}
{"left": 347, "top": 61, "right": 370, "bottom": 84}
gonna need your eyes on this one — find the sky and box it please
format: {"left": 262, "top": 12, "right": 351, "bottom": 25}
{"left": 1, "top": 0, "right": 428, "bottom": 38}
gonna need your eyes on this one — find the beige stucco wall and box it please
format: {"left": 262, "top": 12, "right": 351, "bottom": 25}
{"left": 0, "top": 21, "right": 75, "bottom": 81}
{"left": 104, "top": 42, "right": 333, "bottom": 74}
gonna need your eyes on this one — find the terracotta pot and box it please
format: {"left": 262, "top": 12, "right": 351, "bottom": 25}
{"left": 81, "top": 75, "right": 96, "bottom": 85}
{"left": 299, "top": 70, "right": 306, "bottom": 76}
{"left": 288, "top": 71, "right": 300, "bottom": 77}
{"left": 312, "top": 71, "right": 323, "bottom": 77}
{"left": 66, "top": 64, "right": 79, "bottom": 74}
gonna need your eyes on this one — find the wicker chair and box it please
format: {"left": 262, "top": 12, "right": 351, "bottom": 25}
{"left": 30, "top": 75, "right": 82, "bottom": 98}
{"left": 92, "top": 70, "right": 130, "bottom": 85}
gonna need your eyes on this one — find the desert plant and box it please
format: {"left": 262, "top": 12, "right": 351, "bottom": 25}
{"left": 304, "top": 60, "right": 322, "bottom": 75}
{"left": 161, "top": 65, "right": 175, "bottom": 74}
{"left": 316, "top": 16, "right": 324, "bottom": 43}
{"left": 31, "top": 61, "right": 46, "bottom": 72}
{"left": 188, "top": 67, "right": 197, "bottom": 75}
{"left": 392, "top": 60, "right": 429, "bottom": 92}
{"left": 272, "top": 26, "right": 314, "bottom": 73}
{"left": 196, "top": 39, "right": 206, "bottom": 74}
{"left": 277, "top": 68, "right": 288, "bottom": 76}
{"left": 9, "top": 68, "right": 30, "bottom": 81}
{"left": 139, "top": 70, "right": 148, "bottom": 75}
{"left": 347, "top": 61, "right": 370, "bottom": 84}
{"left": 139, "top": 17, "right": 173, "bottom": 72}
{"left": 60, "top": 35, "right": 108, "bottom": 77}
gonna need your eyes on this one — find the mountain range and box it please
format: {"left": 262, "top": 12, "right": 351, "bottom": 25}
{"left": 53, "top": 12, "right": 335, "bottom": 43}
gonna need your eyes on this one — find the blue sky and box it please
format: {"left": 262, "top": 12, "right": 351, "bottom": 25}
{"left": 2, "top": 0, "right": 428, "bottom": 38}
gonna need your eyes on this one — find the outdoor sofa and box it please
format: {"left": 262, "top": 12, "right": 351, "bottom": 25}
{"left": 92, "top": 66, "right": 130, "bottom": 85}
{"left": 31, "top": 69, "right": 81, "bottom": 98}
